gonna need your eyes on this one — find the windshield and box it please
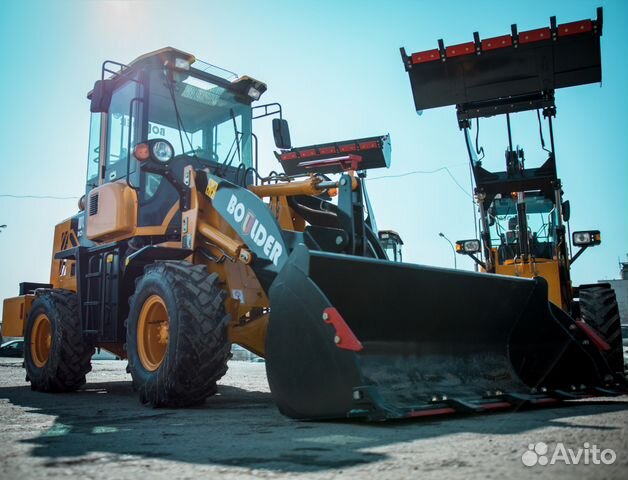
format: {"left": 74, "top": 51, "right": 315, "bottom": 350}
{"left": 147, "top": 68, "right": 252, "bottom": 168}
{"left": 488, "top": 193, "right": 557, "bottom": 261}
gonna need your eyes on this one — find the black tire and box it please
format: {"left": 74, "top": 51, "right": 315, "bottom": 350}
{"left": 126, "top": 261, "right": 231, "bottom": 407}
{"left": 24, "top": 290, "right": 93, "bottom": 392}
{"left": 579, "top": 284, "right": 624, "bottom": 373}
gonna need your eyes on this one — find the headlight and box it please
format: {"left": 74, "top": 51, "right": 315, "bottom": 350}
{"left": 456, "top": 239, "right": 481, "bottom": 254}
{"left": 572, "top": 230, "right": 601, "bottom": 246}
{"left": 174, "top": 57, "right": 191, "bottom": 70}
{"left": 247, "top": 86, "right": 262, "bottom": 101}
{"left": 152, "top": 140, "right": 174, "bottom": 163}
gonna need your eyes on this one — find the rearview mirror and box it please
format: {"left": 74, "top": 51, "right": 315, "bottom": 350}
{"left": 562, "top": 200, "right": 571, "bottom": 222}
{"left": 90, "top": 79, "right": 115, "bottom": 113}
{"left": 272, "top": 118, "right": 292, "bottom": 150}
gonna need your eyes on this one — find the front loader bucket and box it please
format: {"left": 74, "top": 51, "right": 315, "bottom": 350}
{"left": 266, "top": 245, "right": 626, "bottom": 420}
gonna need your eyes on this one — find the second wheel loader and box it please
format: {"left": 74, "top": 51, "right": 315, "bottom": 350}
{"left": 2, "top": 41, "right": 626, "bottom": 421}
{"left": 401, "top": 8, "right": 624, "bottom": 378}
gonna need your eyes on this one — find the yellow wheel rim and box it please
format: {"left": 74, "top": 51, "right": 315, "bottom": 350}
{"left": 31, "top": 313, "right": 52, "bottom": 368}
{"left": 137, "top": 295, "right": 169, "bottom": 372}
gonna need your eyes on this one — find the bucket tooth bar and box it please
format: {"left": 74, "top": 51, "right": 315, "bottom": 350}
{"left": 347, "top": 386, "right": 626, "bottom": 421}
{"left": 400, "top": 8, "right": 603, "bottom": 126}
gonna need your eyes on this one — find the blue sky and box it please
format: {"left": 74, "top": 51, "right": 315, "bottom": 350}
{"left": 0, "top": 0, "right": 626, "bottom": 309}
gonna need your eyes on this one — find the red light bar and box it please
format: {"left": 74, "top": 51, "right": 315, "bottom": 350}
{"left": 411, "top": 48, "right": 440, "bottom": 64}
{"left": 278, "top": 134, "right": 390, "bottom": 175}
{"left": 358, "top": 141, "right": 379, "bottom": 150}
{"left": 558, "top": 20, "right": 592, "bottom": 37}
{"left": 446, "top": 41, "right": 475, "bottom": 58}
{"left": 281, "top": 152, "right": 297, "bottom": 161}
{"left": 481, "top": 34, "right": 512, "bottom": 51}
{"left": 519, "top": 27, "right": 551, "bottom": 44}
{"left": 338, "top": 144, "right": 357, "bottom": 153}
{"left": 318, "top": 146, "right": 336, "bottom": 155}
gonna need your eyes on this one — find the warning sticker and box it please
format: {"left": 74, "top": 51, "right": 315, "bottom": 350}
{"left": 205, "top": 179, "right": 219, "bottom": 199}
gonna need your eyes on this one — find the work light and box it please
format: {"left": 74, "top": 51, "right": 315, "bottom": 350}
{"left": 572, "top": 230, "right": 601, "bottom": 246}
{"left": 247, "top": 86, "right": 262, "bottom": 101}
{"left": 174, "top": 57, "right": 191, "bottom": 70}
{"left": 455, "top": 239, "right": 481, "bottom": 254}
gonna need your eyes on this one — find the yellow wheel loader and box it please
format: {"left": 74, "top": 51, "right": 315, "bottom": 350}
{"left": 2, "top": 41, "right": 625, "bottom": 421}
{"left": 402, "top": 7, "right": 624, "bottom": 381}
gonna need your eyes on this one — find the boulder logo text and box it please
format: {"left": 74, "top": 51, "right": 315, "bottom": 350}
{"left": 226, "top": 194, "right": 284, "bottom": 266}
{"left": 522, "top": 442, "right": 616, "bottom": 467}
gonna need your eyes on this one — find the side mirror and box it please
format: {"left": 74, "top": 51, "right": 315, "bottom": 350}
{"left": 90, "top": 79, "right": 115, "bottom": 113}
{"left": 487, "top": 206, "right": 496, "bottom": 226}
{"left": 562, "top": 200, "right": 571, "bottom": 222}
{"left": 272, "top": 118, "right": 292, "bottom": 150}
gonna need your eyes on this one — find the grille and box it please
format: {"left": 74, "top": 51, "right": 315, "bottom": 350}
{"left": 89, "top": 193, "right": 99, "bottom": 216}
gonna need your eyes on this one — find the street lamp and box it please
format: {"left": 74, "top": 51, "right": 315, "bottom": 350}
{"left": 438, "top": 232, "right": 457, "bottom": 269}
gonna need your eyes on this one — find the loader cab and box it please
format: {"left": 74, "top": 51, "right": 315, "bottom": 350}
{"left": 378, "top": 230, "right": 403, "bottom": 262}
{"left": 84, "top": 48, "right": 262, "bottom": 243}
{"left": 488, "top": 193, "right": 557, "bottom": 264}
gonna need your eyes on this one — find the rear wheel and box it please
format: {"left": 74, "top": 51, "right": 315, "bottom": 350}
{"left": 126, "top": 261, "right": 231, "bottom": 407}
{"left": 579, "top": 284, "right": 624, "bottom": 373}
{"left": 24, "top": 290, "right": 93, "bottom": 392}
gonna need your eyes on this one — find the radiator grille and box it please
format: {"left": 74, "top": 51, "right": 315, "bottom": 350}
{"left": 88, "top": 193, "right": 99, "bottom": 216}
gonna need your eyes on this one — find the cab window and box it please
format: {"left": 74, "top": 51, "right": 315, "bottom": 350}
{"left": 86, "top": 112, "right": 102, "bottom": 191}
{"left": 105, "top": 80, "right": 142, "bottom": 183}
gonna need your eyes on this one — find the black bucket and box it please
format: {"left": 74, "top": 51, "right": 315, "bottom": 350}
{"left": 265, "top": 245, "right": 624, "bottom": 420}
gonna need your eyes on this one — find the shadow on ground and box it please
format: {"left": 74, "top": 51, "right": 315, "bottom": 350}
{"left": 1, "top": 368, "right": 627, "bottom": 473}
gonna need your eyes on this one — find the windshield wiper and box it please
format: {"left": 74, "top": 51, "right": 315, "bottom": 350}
{"left": 218, "top": 109, "right": 242, "bottom": 175}
{"left": 166, "top": 73, "right": 198, "bottom": 158}
{"left": 230, "top": 108, "right": 241, "bottom": 165}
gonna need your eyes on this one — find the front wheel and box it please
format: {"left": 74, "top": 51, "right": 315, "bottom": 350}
{"left": 579, "top": 284, "right": 624, "bottom": 373}
{"left": 126, "top": 262, "right": 231, "bottom": 407}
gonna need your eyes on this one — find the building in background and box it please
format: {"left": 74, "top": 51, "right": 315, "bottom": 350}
{"left": 601, "top": 258, "right": 628, "bottom": 322}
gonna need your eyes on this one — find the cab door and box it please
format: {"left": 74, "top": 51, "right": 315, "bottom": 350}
{"left": 86, "top": 79, "right": 142, "bottom": 242}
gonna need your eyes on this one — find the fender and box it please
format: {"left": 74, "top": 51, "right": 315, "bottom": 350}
{"left": 198, "top": 172, "right": 289, "bottom": 278}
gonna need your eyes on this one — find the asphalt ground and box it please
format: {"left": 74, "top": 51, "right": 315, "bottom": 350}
{"left": 0, "top": 358, "right": 626, "bottom": 479}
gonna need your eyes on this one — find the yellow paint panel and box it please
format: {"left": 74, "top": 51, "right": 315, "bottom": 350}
{"left": 50, "top": 218, "right": 78, "bottom": 291}
{"left": 495, "top": 259, "right": 564, "bottom": 308}
{"left": 86, "top": 181, "right": 138, "bottom": 242}
{"left": 2, "top": 295, "right": 34, "bottom": 337}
